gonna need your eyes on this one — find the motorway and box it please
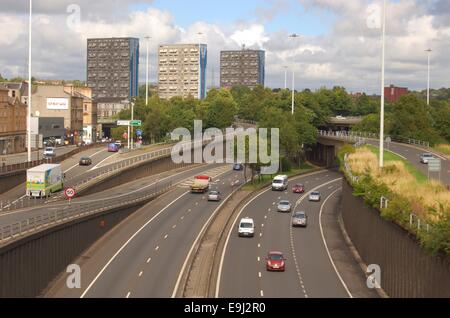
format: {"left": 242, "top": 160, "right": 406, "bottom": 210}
{"left": 0, "top": 143, "right": 170, "bottom": 204}
{"left": 46, "top": 164, "right": 245, "bottom": 298}
{"left": 218, "top": 170, "right": 378, "bottom": 298}
{"left": 0, "top": 145, "right": 77, "bottom": 165}
{"left": 366, "top": 140, "right": 449, "bottom": 186}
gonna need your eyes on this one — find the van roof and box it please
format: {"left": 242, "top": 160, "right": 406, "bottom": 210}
{"left": 241, "top": 217, "right": 254, "bottom": 223}
{"left": 27, "top": 164, "right": 61, "bottom": 172}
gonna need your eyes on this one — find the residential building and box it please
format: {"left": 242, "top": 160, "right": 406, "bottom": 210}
{"left": 0, "top": 89, "right": 27, "bottom": 155}
{"left": 385, "top": 85, "right": 408, "bottom": 103}
{"left": 157, "top": 44, "right": 207, "bottom": 100}
{"left": 87, "top": 37, "right": 140, "bottom": 100}
{"left": 220, "top": 49, "right": 265, "bottom": 88}
{"left": 31, "top": 85, "right": 84, "bottom": 144}
{"left": 0, "top": 81, "right": 29, "bottom": 105}
{"left": 64, "top": 85, "right": 98, "bottom": 144}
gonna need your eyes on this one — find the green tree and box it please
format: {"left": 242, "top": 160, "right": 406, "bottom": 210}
{"left": 204, "top": 89, "right": 238, "bottom": 129}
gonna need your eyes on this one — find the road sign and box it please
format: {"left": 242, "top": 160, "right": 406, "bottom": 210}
{"left": 136, "top": 129, "right": 143, "bottom": 137}
{"left": 131, "top": 120, "right": 142, "bottom": 127}
{"left": 64, "top": 187, "right": 76, "bottom": 200}
{"left": 123, "top": 132, "right": 128, "bottom": 139}
{"left": 117, "top": 120, "right": 130, "bottom": 126}
{"left": 428, "top": 158, "right": 441, "bottom": 172}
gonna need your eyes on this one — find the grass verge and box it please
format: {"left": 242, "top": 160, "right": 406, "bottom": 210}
{"left": 434, "top": 144, "right": 450, "bottom": 156}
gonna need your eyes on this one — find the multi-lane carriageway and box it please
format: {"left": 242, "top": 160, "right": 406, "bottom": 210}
{"left": 11, "top": 138, "right": 447, "bottom": 298}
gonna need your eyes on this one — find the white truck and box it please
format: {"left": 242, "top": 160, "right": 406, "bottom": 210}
{"left": 26, "top": 164, "right": 65, "bottom": 198}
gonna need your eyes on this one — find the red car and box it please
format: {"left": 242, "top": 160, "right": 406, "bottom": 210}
{"left": 293, "top": 184, "right": 305, "bottom": 194}
{"left": 266, "top": 251, "right": 286, "bottom": 272}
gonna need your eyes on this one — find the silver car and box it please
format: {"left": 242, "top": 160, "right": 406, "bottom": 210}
{"left": 277, "top": 200, "right": 292, "bottom": 213}
{"left": 207, "top": 191, "right": 221, "bottom": 202}
{"left": 309, "top": 191, "right": 321, "bottom": 202}
{"left": 420, "top": 153, "right": 434, "bottom": 164}
{"left": 292, "top": 211, "right": 308, "bottom": 227}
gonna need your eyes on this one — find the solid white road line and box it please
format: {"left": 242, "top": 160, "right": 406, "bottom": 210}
{"left": 171, "top": 181, "right": 242, "bottom": 298}
{"left": 90, "top": 153, "right": 120, "bottom": 171}
{"left": 215, "top": 169, "right": 329, "bottom": 298}
{"left": 64, "top": 149, "right": 106, "bottom": 173}
{"left": 319, "top": 188, "right": 353, "bottom": 299}
{"left": 80, "top": 191, "right": 189, "bottom": 298}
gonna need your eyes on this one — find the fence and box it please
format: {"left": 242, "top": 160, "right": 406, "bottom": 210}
{"left": 0, "top": 179, "right": 172, "bottom": 246}
{"left": 321, "top": 130, "right": 431, "bottom": 149}
{"left": 341, "top": 180, "right": 450, "bottom": 297}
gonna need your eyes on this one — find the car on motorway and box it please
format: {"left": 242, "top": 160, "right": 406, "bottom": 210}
{"left": 108, "top": 143, "right": 120, "bottom": 153}
{"left": 292, "top": 211, "right": 308, "bottom": 227}
{"left": 277, "top": 200, "right": 292, "bottom": 213}
{"left": 79, "top": 157, "right": 92, "bottom": 166}
{"left": 238, "top": 217, "right": 255, "bottom": 237}
{"left": 309, "top": 191, "right": 321, "bottom": 202}
{"left": 292, "top": 184, "right": 305, "bottom": 194}
{"left": 207, "top": 191, "right": 221, "bottom": 202}
{"left": 233, "top": 163, "right": 244, "bottom": 171}
{"left": 43, "top": 147, "right": 56, "bottom": 158}
{"left": 115, "top": 140, "right": 123, "bottom": 148}
{"left": 420, "top": 153, "right": 435, "bottom": 164}
{"left": 266, "top": 251, "right": 286, "bottom": 272}
{"left": 272, "top": 175, "right": 288, "bottom": 191}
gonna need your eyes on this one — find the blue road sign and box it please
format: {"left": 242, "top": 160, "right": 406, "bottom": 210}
{"left": 136, "top": 129, "right": 143, "bottom": 137}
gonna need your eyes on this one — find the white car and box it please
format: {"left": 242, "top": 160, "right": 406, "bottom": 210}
{"left": 43, "top": 147, "right": 56, "bottom": 158}
{"left": 420, "top": 153, "right": 434, "bottom": 164}
{"left": 272, "top": 175, "right": 288, "bottom": 191}
{"left": 309, "top": 191, "right": 321, "bottom": 202}
{"left": 207, "top": 191, "right": 221, "bottom": 202}
{"left": 238, "top": 217, "right": 255, "bottom": 237}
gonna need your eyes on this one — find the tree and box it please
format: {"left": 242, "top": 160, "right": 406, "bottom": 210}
{"left": 204, "top": 89, "right": 238, "bottom": 129}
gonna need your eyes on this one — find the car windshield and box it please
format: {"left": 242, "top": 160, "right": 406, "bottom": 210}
{"left": 311, "top": 192, "right": 320, "bottom": 196}
{"left": 45, "top": 148, "right": 53, "bottom": 151}
{"left": 423, "top": 154, "right": 433, "bottom": 158}
{"left": 209, "top": 191, "right": 218, "bottom": 195}
{"left": 240, "top": 223, "right": 253, "bottom": 229}
{"left": 279, "top": 201, "right": 290, "bottom": 206}
{"left": 273, "top": 180, "right": 283, "bottom": 184}
{"left": 269, "top": 254, "right": 283, "bottom": 261}
{"left": 296, "top": 184, "right": 303, "bottom": 187}
{"left": 294, "top": 213, "right": 306, "bottom": 218}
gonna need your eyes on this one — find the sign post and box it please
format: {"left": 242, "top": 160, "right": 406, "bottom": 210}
{"left": 64, "top": 187, "right": 76, "bottom": 205}
{"left": 428, "top": 158, "right": 442, "bottom": 182}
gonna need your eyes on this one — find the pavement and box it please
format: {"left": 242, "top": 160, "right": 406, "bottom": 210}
{"left": 45, "top": 164, "right": 245, "bottom": 298}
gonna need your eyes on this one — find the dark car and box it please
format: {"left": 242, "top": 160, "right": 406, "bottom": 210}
{"left": 266, "top": 251, "right": 286, "bottom": 272}
{"left": 79, "top": 157, "right": 92, "bottom": 166}
{"left": 293, "top": 184, "right": 305, "bottom": 194}
{"left": 233, "top": 163, "right": 244, "bottom": 171}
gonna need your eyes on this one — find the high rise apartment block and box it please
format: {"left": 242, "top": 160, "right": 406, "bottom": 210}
{"left": 87, "top": 37, "right": 139, "bottom": 100}
{"left": 220, "top": 49, "right": 265, "bottom": 88}
{"left": 157, "top": 44, "right": 207, "bottom": 100}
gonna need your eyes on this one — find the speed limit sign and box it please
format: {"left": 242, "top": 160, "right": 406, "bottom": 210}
{"left": 64, "top": 187, "right": 76, "bottom": 200}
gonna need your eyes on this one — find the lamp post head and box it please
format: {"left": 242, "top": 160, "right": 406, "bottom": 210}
{"left": 288, "top": 33, "right": 301, "bottom": 39}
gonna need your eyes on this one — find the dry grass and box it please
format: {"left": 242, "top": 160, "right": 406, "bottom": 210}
{"left": 348, "top": 148, "right": 450, "bottom": 221}
{"left": 434, "top": 144, "right": 450, "bottom": 156}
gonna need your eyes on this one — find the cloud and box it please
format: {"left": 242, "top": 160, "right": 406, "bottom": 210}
{"left": 0, "top": 0, "right": 448, "bottom": 94}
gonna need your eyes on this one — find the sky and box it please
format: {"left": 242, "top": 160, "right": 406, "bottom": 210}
{"left": 0, "top": 0, "right": 449, "bottom": 94}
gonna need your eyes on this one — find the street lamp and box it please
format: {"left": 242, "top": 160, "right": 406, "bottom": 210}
{"left": 145, "top": 36, "right": 151, "bottom": 106}
{"left": 425, "top": 49, "right": 432, "bottom": 106}
{"left": 27, "top": 0, "right": 32, "bottom": 162}
{"left": 288, "top": 33, "right": 300, "bottom": 115}
{"left": 379, "top": 0, "right": 387, "bottom": 169}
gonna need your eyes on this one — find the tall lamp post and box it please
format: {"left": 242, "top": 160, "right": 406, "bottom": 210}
{"left": 425, "top": 49, "right": 432, "bottom": 106}
{"left": 27, "top": 0, "right": 32, "bottom": 162}
{"left": 197, "top": 32, "right": 205, "bottom": 100}
{"left": 379, "top": 0, "right": 387, "bottom": 169}
{"left": 284, "top": 66, "right": 288, "bottom": 89}
{"left": 145, "top": 36, "right": 151, "bottom": 106}
{"left": 288, "top": 33, "right": 300, "bottom": 115}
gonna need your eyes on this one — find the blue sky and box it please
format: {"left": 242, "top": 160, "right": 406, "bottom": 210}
{"left": 131, "top": 0, "right": 336, "bottom": 36}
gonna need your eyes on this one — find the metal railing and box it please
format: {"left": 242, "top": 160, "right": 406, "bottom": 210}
{"left": 319, "top": 130, "right": 431, "bottom": 149}
{"left": 0, "top": 181, "right": 173, "bottom": 245}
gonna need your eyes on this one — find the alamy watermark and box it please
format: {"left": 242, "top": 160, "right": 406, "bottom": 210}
{"left": 367, "top": 264, "right": 381, "bottom": 289}
{"left": 171, "top": 120, "right": 280, "bottom": 175}
{"left": 66, "top": 264, "right": 81, "bottom": 289}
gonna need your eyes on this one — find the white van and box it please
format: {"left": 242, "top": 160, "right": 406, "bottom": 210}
{"left": 272, "top": 175, "right": 288, "bottom": 191}
{"left": 238, "top": 217, "right": 255, "bottom": 237}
